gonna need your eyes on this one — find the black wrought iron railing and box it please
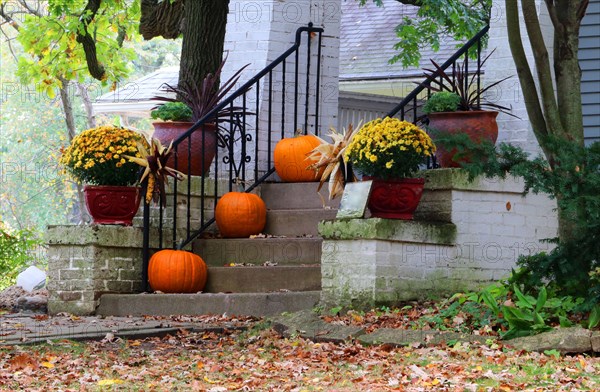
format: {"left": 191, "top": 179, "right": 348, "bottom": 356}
{"left": 386, "top": 25, "right": 490, "bottom": 121}
{"left": 141, "top": 24, "right": 324, "bottom": 286}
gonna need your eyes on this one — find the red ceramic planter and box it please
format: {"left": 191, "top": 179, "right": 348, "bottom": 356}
{"left": 364, "top": 177, "right": 425, "bottom": 220}
{"left": 427, "top": 110, "right": 499, "bottom": 168}
{"left": 152, "top": 122, "right": 217, "bottom": 176}
{"left": 84, "top": 185, "right": 141, "bottom": 226}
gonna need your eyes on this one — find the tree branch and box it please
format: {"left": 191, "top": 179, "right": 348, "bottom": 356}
{"left": 394, "top": 0, "right": 424, "bottom": 5}
{"left": 76, "top": 0, "right": 106, "bottom": 81}
{"left": 504, "top": 0, "right": 549, "bottom": 144}
{"left": 522, "top": 0, "right": 563, "bottom": 136}
{"left": 576, "top": 0, "right": 590, "bottom": 21}
{"left": 18, "top": 0, "right": 43, "bottom": 17}
{"left": 0, "top": 4, "right": 21, "bottom": 31}
{"left": 544, "top": 0, "right": 562, "bottom": 33}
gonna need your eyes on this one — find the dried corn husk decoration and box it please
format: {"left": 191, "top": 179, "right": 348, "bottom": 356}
{"left": 306, "top": 122, "right": 361, "bottom": 201}
{"left": 124, "top": 138, "right": 186, "bottom": 206}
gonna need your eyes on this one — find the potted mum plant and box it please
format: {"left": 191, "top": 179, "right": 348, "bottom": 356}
{"left": 151, "top": 57, "right": 249, "bottom": 176}
{"left": 60, "top": 125, "right": 149, "bottom": 225}
{"left": 345, "top": 117, "right": 436, "bottom": 219}
{"left": 421, "top": 50, "right": 514, "bottom": 167}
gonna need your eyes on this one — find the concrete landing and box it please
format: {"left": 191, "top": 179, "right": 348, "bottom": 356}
{"left": 96, "top": 291, "right": 321, "bottom": 317}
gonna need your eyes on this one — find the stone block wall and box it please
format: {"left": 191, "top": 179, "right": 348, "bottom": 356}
{"left": 320, "top": 169, "right": 559, "bottom": 308}
{"left": 46, "top": 225, "right": 147, "bottom": 315}
{"left": 46, "top": 177, "right": 244, "bottom": 315}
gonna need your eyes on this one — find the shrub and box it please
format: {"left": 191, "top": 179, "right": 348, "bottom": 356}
{"left": 446, "top": 135, "right": 600, "bottom": 308}
{"left": 0, "top": 225, "right": 43, "bottom": 290}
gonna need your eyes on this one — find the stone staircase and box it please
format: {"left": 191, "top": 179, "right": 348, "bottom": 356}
{"left": 96, "top": 182, "right": 337, "bottom": 317}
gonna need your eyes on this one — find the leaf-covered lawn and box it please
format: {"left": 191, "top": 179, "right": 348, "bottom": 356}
{"left": 1, "top": 322, "right": 599, "bottom": 391}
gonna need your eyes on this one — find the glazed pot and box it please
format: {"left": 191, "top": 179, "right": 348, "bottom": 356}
{"left": 152, "top": 122, "right": 217, "bottom": 176}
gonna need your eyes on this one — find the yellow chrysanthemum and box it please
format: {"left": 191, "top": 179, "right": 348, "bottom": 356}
{"left": 345, "top": 117, "right": 435, "bottom": 178}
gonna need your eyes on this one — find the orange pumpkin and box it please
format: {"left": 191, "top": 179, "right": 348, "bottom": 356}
{"left": 215, "top": 192, "right": 267, "bottom": 238}
{"left": 274, "top": 134, "right": 322, "bottom": 182}
{"left": 148, "top": 249, "right": 208, "bottom": 293}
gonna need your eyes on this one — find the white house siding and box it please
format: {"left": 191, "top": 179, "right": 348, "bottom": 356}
{"left": 580, "top": 0, "right": 600, "bottom": 145}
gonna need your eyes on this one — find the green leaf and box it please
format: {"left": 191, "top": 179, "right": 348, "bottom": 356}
{"left": 588, "top": 305, "right": 600, "bottom": 329}
{"left": 480, "top": 290, "right": 499, "bottom": 316}
{"left": 532, "top": 311, "right": 546, "bottom": 328}
{"left": 558, "top": 315, "right": 572, "bottom": 328}
{"left": 502, "top": 306, "right": 534, "bottom": 329}
{"left": 535, "top": 286, "right": 547, "bottom": 313}
{"left": 513, "top": 284, "right": 535, "bottom": 309}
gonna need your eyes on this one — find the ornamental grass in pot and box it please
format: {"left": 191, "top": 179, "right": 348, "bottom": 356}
{"left": 59, "top": 125, "right": 149, "bottom": 225}
{"left": 345, "top": 117, "right": 436, "bottom": 219}
{"left": 421, "top": 49, "right": 515, "bottom": 167}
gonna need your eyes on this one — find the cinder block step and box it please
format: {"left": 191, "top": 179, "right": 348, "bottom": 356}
{"left": 193, "top": 237, "right": 323, "bottom": 267}
{"left": 97, "top": 291, "right": 321, "bottom": 317}
{"left": 260, "top": 182, "right": 340, "bottom": 210}
{"left": 205, "top": 265, "right": 321, "bottom": 293}
{"left": 265, "top": 209, "right": 338, "bottom": 237}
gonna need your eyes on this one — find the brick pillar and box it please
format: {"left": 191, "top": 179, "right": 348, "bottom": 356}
{"left": 46, "top": 225, "right": 146, "bottom": 315}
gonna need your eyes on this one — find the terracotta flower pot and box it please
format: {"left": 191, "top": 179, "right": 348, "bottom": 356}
{"left": 427, "top": 110, "right": 499, "bottom": 168}
{"left": 84, "top": 185, "right": 141, "bottom": 226}
{"left": 152, "top": 122, "right": 217, "bottom": 176}
{"left": 363, "top": 177, "right": 425, "bottom": 220}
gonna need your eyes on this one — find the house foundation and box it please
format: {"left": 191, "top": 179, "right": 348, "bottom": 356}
{"left": 319, "top": 169, "right": 559, "bottom": 308}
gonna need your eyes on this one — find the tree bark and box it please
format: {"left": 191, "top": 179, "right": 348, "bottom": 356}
{"left": 552, "top": 0, "right": 586, "bottom": 146}
{"left": 77, "top": 82, "right": 97, "bottom": 129}
{"left": 76, "top": 0, "right": 106, "bottom": 81}
{"left": 504, "top": 0, "right": 550, "bottom": 156}
{"left": 140, "top": 0, "right": 185, "bottom": 39}
{"left": 178, "top": 0, "right": 230, "bottom": 93}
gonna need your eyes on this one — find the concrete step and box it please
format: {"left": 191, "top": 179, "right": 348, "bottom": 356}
{"left": 205, "top": 265, "right": 321, "bottom": 293}
{"left": 265, "top": 209, "right": 337, "bottom": 237}
{"left": 97, "top": 291, "right": 321, "bottom": 317}
{"left": 260, "top": 182, "right": 341, "bottom": 210}
{"left": 193, "top": 237, "right": 323, "bottom": 267}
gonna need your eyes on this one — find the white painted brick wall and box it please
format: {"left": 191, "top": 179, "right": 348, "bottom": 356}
{"left": 321, "top": 174, "right": 559, "bottom": 306}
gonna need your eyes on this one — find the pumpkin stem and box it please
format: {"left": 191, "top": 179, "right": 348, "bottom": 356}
{"left": 232, "top": 177, "right": 245, "bottom": 193}
{"left": 294, "top": 128, "right": 304, "bottom": 137}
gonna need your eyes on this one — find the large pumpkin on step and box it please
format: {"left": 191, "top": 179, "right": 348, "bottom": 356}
{"left": 274, "top": 134, "right": 322, "bottom": 182}
{"left": 148, "top": 249, "right": 208, "bottom": 293}
{"left": 215, "top": 192, "right": 267, "bottom": 238}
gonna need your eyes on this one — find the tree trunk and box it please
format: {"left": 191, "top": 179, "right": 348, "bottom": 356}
{"left": 77, "top": 82, "right": 97, "bottom": 129}
{"left": 505, "top": 0, "right": 588, "bottom": 243}
{"left": 58, "top": 78, "right": 90, "bottom": 224}
{"left": 178, "top": 0, "right": 230, "bottom": 93}
{"left": 552, "top": 0, "right": 586, "bottom": 146}
{"left": 140, "top": 0, "right": 185, "bottom": 39}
